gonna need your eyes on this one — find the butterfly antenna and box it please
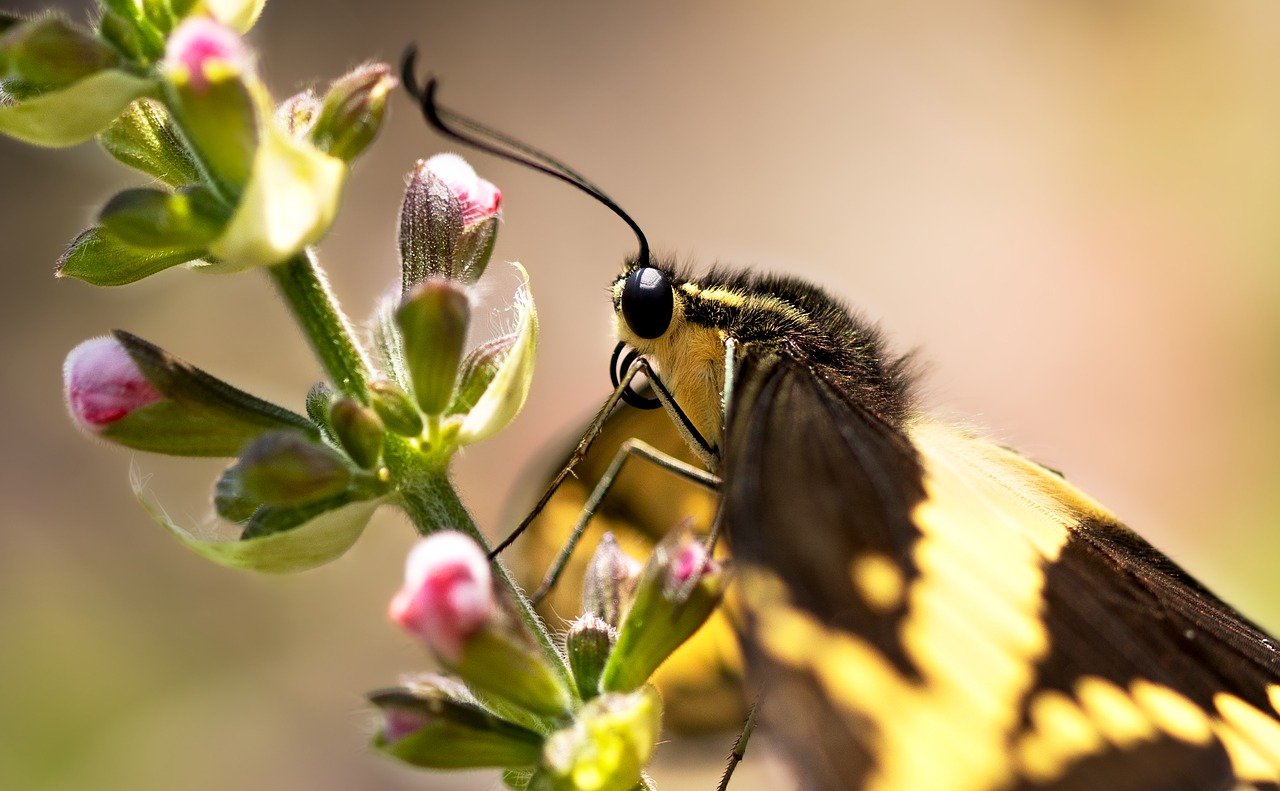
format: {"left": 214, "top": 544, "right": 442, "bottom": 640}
{"left": 400, "top": 45, "right": 650, "bottom": 267}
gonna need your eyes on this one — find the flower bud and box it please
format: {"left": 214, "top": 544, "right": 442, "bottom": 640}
{"left": 390, "top": 532, "right": 572, "bottom": 719}
{"left": 65, "top": 330, "right": 319, "bottom": 455}
{"left": 309, "top": 62, "right": 394, "bottom": 162}
{"left": 448, "top": 333, "right": 513, "bottom": 416}
{"left": 98, "top": 185, "right": 228, "bottom": 250}
{"left": 600, "top": 528, "right": 726, "bottom": 693}
{"left": 0, "top": 14, "right": 119, "bottom": 97}
{"left": 396, "top": 279, "right": 471, "bottom": 416}
{"left": 233, "top": 431, "right": 352, "bottom": 507}
{"left": 163, "top": 15, "right": 249, "bottom": 93}
{"left": 368, "top": 379, "right": 424, "bottom": 437}
{"left": 162, "top": 17, "right": 256, "bottom": 194}
{"left": 369, "top": 678, "right": 543, "bottom": 770}
{"left": 427, "top": 153, "right": 502, "bottom": 225}
{"left": 328, "top": 397, "right": 384, "bottom": 469}
{"left": 275, "top": 89, "right": 320, "bottom": 138}
{"left": 390, "top": 532, "right": 495, "bottom": 664}
{"left": 99, "top": 99, "right": 201, "bottom": 187}
{"left": 64, "top": 335, "right": 163, "bottom": 432}
{"left": 582, "top": 533, "right": 643, "bottom": 628}
{"left": 398, "top": 154, "right": 501, "bottom": 288}
{"left": 541, "top": 688, "right": 662, "bottom": 791}
{"left": 566, "top": 613, "right": 616, "bottom": 701}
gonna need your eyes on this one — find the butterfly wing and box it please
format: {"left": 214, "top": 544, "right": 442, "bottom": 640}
{"left": 721, "top": 349, "right": 1280, "bottom": 790}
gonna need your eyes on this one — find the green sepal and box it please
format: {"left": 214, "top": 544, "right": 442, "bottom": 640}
{"left": 304, "top": 381, "right": 335, "bottom": 436}
{"left": 371, "top": 297, "right": 411, "bottom": 390}
{"left": 202, "top": 85, "right": 347, "bottom": 270}
{"left": 398, "top": 162, "right": 463, "bottom": 290}
{"left": 396, "top": 279, "right": 471, "bottom": 416}
{"left": 0, "top": 14, "right": 119, "bottom": 97}
{"left": 449, "top": 333, "right": 512, "bottom": 416}
{"left": 0, "top": 68, "right": 154, "bottom": 147}
{"left": 134, "top": 469, "right": 386, "bottom": 573}
{"left": 370, "top": 683, "right": 543, "bottom": 770}
{"left": 99, "top": 99, "right": 201, "bottom": 186}
{"left": 368, "top": 379, "right": 423, "bottom": 437}
{"left": 456, "top": 215, "right": 498, "bottom": 283}
{"left": 213, "top": 465, "right": 258, "bottom": 522}
{"left": 231, "top": 430, "right": 352, "bottom": 507}
{"left": 240, "top": 493, "right": 351, "bottom": 539}
{"left": 457, "top": 264, "right": 538, "bottom": 445}
{"left": 101, "top": 330, "right": 318, "bottom": 456}
{"left": 164, "top": 62, "right": 257, "bottom": 198}
{"left": 566, "top": 614, "right": 615, "bottom": 701}
{"left": 98, "top": 11, "right": 149, "bottom": 64}
{"left": 454, "top": 626, "right": 574, "bottom": 722}
{"left": 98, "top": 185, "right": 228, "bottom": 250}
{"left": 56, "top": 226, "right": 202, "bottom": 286}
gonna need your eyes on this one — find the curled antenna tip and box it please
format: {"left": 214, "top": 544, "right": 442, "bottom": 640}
{"left": 400, "top": 44, "right": 422, "bottom": 99}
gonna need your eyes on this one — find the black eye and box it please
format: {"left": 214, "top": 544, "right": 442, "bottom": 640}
{"left": 621, "top": 267, "right": 674, "bottom": 339}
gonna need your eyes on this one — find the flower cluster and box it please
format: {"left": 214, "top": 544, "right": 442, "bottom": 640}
{"left": 6, "top": 2, "right": 732, "bottom": 788}
{"left": 375, "top": 529, "right": 727, "bottom": 790}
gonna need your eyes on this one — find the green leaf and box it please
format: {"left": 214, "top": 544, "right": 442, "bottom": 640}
{"left": 99, "top": 99, "right": 201, "bottom": 186}
{"left": 56, "top": 226, "right": 202, "bottom": 286}
{"left": 99, "top": 185, "right": 228, "bottom": 250}
{"left": 133, "top": 467, "right": 386, "bottom": 573}
{"left": 0, "top": 68, "right": 154, "bottom": 147}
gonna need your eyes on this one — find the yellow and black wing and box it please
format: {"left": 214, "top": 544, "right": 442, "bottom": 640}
{"left": 722, "top": 350, "right": 1280, "bottom": 790}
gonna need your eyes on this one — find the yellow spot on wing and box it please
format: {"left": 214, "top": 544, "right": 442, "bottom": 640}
{"left": 1131, "top": 680, "right": 1214, "bottom": 745}
{"left": 851, "top": 554, "right": 905, "bottom": 612}
{"left": 1075, "top": 676, "right": 1156, "bottom": 748}
{"left": 1214, "top": 694, "right": 1280, "bottom": 777}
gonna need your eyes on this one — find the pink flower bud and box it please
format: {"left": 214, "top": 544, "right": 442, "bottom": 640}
{"left": 63, "top": 336, "right": 162, "bottom": 431}
{"left": 389, "top": 531, "right": 494, "bottom": 663}
{"left": 669, "top": 540, "right": 715, "bottom": 587}
{"left": 422, "top": 154, "right": 502, "bottom": 225}
{"left": 163, "top": 16, "right": 249, "bottom": 92}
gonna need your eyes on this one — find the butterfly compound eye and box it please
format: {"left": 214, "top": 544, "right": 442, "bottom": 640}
{"left": 621, "top": 267, "right": 674, "bottom": 339}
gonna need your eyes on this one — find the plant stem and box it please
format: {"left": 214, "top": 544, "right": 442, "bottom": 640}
{"left": 389, "top": 440, "right": 575, "bottom": 696}
{"left": 269, "top": 249, "right": 371, "bottom": 400}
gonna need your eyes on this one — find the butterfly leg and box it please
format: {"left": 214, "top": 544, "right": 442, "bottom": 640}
{"left": 530, "top": 437, "right": 720, "bottom": 605}
{"left": 716, "top": 694, "right": 760, "bottom": 791}
{"left": 487, "top": 358, "right": 665, "bottom": 560}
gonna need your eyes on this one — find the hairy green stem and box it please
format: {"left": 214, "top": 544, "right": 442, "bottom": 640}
{"left": 268, "top": 249, "right": 372, "bottom": 400}
{"left": 389, "top": 439, "right": 575, "bottom": 696}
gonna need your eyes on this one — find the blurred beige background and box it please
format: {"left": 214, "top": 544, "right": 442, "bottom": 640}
{"left": 3, "top": 1, "right": 1280, "bottom": 789}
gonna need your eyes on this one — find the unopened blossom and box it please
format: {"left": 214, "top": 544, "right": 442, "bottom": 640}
{"left": 163, "top": 16, "right": 250, "bottom": 92}
{"left": 421, "top": 153, "right": 501, "bottom": 224}
{"left": 389, "top": 531, "right": 495, "bottom": 663}
{"left": 63, "top": 336, "right": 162, "bottom": 431}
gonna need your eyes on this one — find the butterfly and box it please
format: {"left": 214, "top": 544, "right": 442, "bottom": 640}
{"left": 402, "top": 52, "right": 1280, "bottom": 790}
